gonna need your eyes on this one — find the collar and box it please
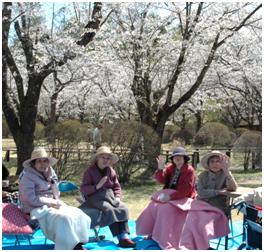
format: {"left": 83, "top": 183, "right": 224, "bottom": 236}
{"left": 169, "top": 163, "right": 189, "bottom": 173}
{"left": 26, "top": 166, "right": 47, "bottom": 180}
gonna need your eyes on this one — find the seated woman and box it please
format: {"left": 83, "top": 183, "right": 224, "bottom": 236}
{"left": 19, "top": 147, "right": 91, "bottom": 250}
{"left": 136, "top": 148, "right": 231, "bottom": 250}
{"left": 196, "top": 151, "right": 238, "bottom": 215}
{"left": 136, "top": 148, "right": 196, "bottom": 243}
{"left": 79, "top": 146, "right": 136, "bottom": 248}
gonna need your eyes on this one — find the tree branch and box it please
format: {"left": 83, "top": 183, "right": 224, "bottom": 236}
{"left": 77, "top": 2, "right": 103, "bottom": 46}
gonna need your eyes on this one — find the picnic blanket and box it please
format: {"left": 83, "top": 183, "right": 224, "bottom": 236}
{"left": 136, "top": 189, "right": 230, "bottom": 250}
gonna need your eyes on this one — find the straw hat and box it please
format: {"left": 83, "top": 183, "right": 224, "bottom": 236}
{"left": 22, "top": 147, "right": 58, "bottom": 167}
{"left": 200, "top": 151, "right": 231, "bottom": 170}
{"left": 90, "top": 146, "right": 119, "bottom": 165}
{"left": 169, "top": 147, "right": 190, "bottom": 161}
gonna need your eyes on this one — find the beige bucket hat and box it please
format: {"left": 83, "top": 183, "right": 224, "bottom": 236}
{"left": 22, "top": 147, "right": 58, "bottom": 167}
{"left": 200, "top": 151, "right": 231, "bottom": 170}
{"left": 90, "top": 146, "right": 119, "bottom": 165}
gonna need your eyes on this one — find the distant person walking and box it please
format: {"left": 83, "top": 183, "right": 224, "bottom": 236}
{"left": 93, "top": 123, "right": 103, "bottom": 153}
{"left": 86, "top": 126, "right": 92, "bottom": 142}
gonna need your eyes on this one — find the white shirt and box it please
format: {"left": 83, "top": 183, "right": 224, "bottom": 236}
{"left": 93, "top": 128, "right": 101, "bottom": 144}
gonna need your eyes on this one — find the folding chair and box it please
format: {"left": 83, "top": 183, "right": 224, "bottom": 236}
{"left": 58, "top": 180, "right": 104, "bottom": 242}
{"left": 15, "top": 191, "right": 49, "bottom": 245}
{"left": 2, "top": 203, "right": 34, "bottom": 246}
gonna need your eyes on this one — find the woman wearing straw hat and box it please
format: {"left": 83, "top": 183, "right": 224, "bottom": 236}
{"left": 79, "top": 146, "right": 136, "bottom": 248}
{"left": 196, "top": 151, "right": 238, "bottom": 215}
{"left": 19, "top": 147, "right": 91, "bottom": 250}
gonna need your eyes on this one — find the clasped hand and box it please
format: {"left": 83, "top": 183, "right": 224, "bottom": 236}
{"left": 160, "top": 195, "right": 171, "bottom": 203}
{"left": 51, "top": 201, "right": 62, "bottom": 209}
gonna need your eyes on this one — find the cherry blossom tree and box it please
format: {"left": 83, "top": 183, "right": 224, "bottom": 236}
{"left": 199, "top": 16, "right": 262, "bottom": 131}
{"left": 2, "top": 2, "right": 105, "bottom": 174}
{"left": 2, "top": 2, "right": 262, "bottom": 174}
{"left": 101, "top": 2, "right": 262, "bottom": 164}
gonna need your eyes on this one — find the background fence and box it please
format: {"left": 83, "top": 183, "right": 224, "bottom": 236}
{"left": 3, "top": 147, "right": 250, "bottom": 170}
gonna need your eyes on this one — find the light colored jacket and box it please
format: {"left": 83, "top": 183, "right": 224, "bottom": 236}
{"left": 196, "top": 169, "right": 238, "bottom": 215}
{"left": 19, "top": 166, "right": 58, "bottom": 184}
{"left": 93, "top": 127, "right": 101, "bottom": 144}
{"left": 19, "top": 167, "right": 57, "bottom": 213}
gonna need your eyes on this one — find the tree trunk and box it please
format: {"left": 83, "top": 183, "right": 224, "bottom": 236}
{"left": 195, "top": 111, "right": 202, "bottom": 133}
{"left": 2, "top": 2, "right": 104, "bottom": 174}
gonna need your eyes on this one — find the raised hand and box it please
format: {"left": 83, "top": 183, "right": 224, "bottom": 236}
{"left": 156, "top": 155, "right": 165, "bottom": 170}
{"left": 220, "top": 155, "right": 230, "bottom": 175}
{"left": 43, "top": 166, "right": 52, "bottom": 182}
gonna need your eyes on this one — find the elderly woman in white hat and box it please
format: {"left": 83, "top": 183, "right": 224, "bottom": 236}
{"left": 196, "top": 151, "right": 238, "bottom": 215}
{"left": 79, "top": 146, "right": 136, "bottom": 248}
{"left": 19, "top": 147, "right": 91, "bottom": 250}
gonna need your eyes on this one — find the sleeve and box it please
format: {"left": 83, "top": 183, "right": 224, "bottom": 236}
{"left": 111, "top": 169, "right": 122, "bottom": 198}
{"left": 197, "top": 172, "right": 215, "bottom": 199}
{"left": 80, "top": 169, "right": 98, "bottom": 196}
{"left": 93, "top": 129, "right": 98, "bottom": 143}
{"left": 155, "top": 165, "right": 171, "bottom": 185}
{"left": 50, "top": 167, "right": 59, "bottom": 184}
{"left": 226, "top": 172, "right": 238, "bottom": 191}
{"left": 169, "top": 168, "right": 196, "bottom": 200}
{"left": 20, "top": 176, "right": 56, "bottom": 208}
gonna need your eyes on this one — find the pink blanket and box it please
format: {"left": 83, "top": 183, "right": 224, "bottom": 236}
{"left": 136, "top": 189, "right": 230, "bottom": 250}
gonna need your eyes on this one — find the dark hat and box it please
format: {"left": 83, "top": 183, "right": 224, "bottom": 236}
{"left": 169, "top": 147, "right": 190, "bottom": 161}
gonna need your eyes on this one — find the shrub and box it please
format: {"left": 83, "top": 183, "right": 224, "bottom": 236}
{"left": 2, "top": 120, "right": 11, "bottom": 138}
{"left": 63, "top": 119, "right": 82, "bottom": 128}
{"left": 229, "top": 131, "right": 237, "bottom": 145}
{"left": 170, "top": 130, "right": 194, "bottom": 145}
{"left": 34, "top": 123, "right": 45, "bottom": 139}
{"left": 102, "top": 121, "right": 159, "bottom": 183}
{"left": 162, "top": 131, "right": 171, "bottom": 143}
{"left": 44, "top": 122, "right": 87, "bottom": 180}
{"left": 194, "top": 123, "right": 231, "bottom": 147}
{"left": 81, "top": 123, "right": 92, "bottom": 142}
{"left": 162, "top": 125, "right": 180, "bottom": 143}
{"left": 233, "top": 127, "right": 248, "bottom": 137}
{"left": 194, "top": 132, "right": 213, "bottom": 146}
{"left": 232, "top": 131, "right": 262, "bottom": 170}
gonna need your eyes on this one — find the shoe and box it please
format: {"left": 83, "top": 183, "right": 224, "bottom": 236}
{"left": 74, "top": 243, "right": 87, "bottom": 250}
{"left": 118, "top": 238, "right": 136, "bottom": 248}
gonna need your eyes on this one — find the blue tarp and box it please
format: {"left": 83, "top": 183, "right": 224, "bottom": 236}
{"left": 2, "top": 220, "right": 246, "bottom": 250}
